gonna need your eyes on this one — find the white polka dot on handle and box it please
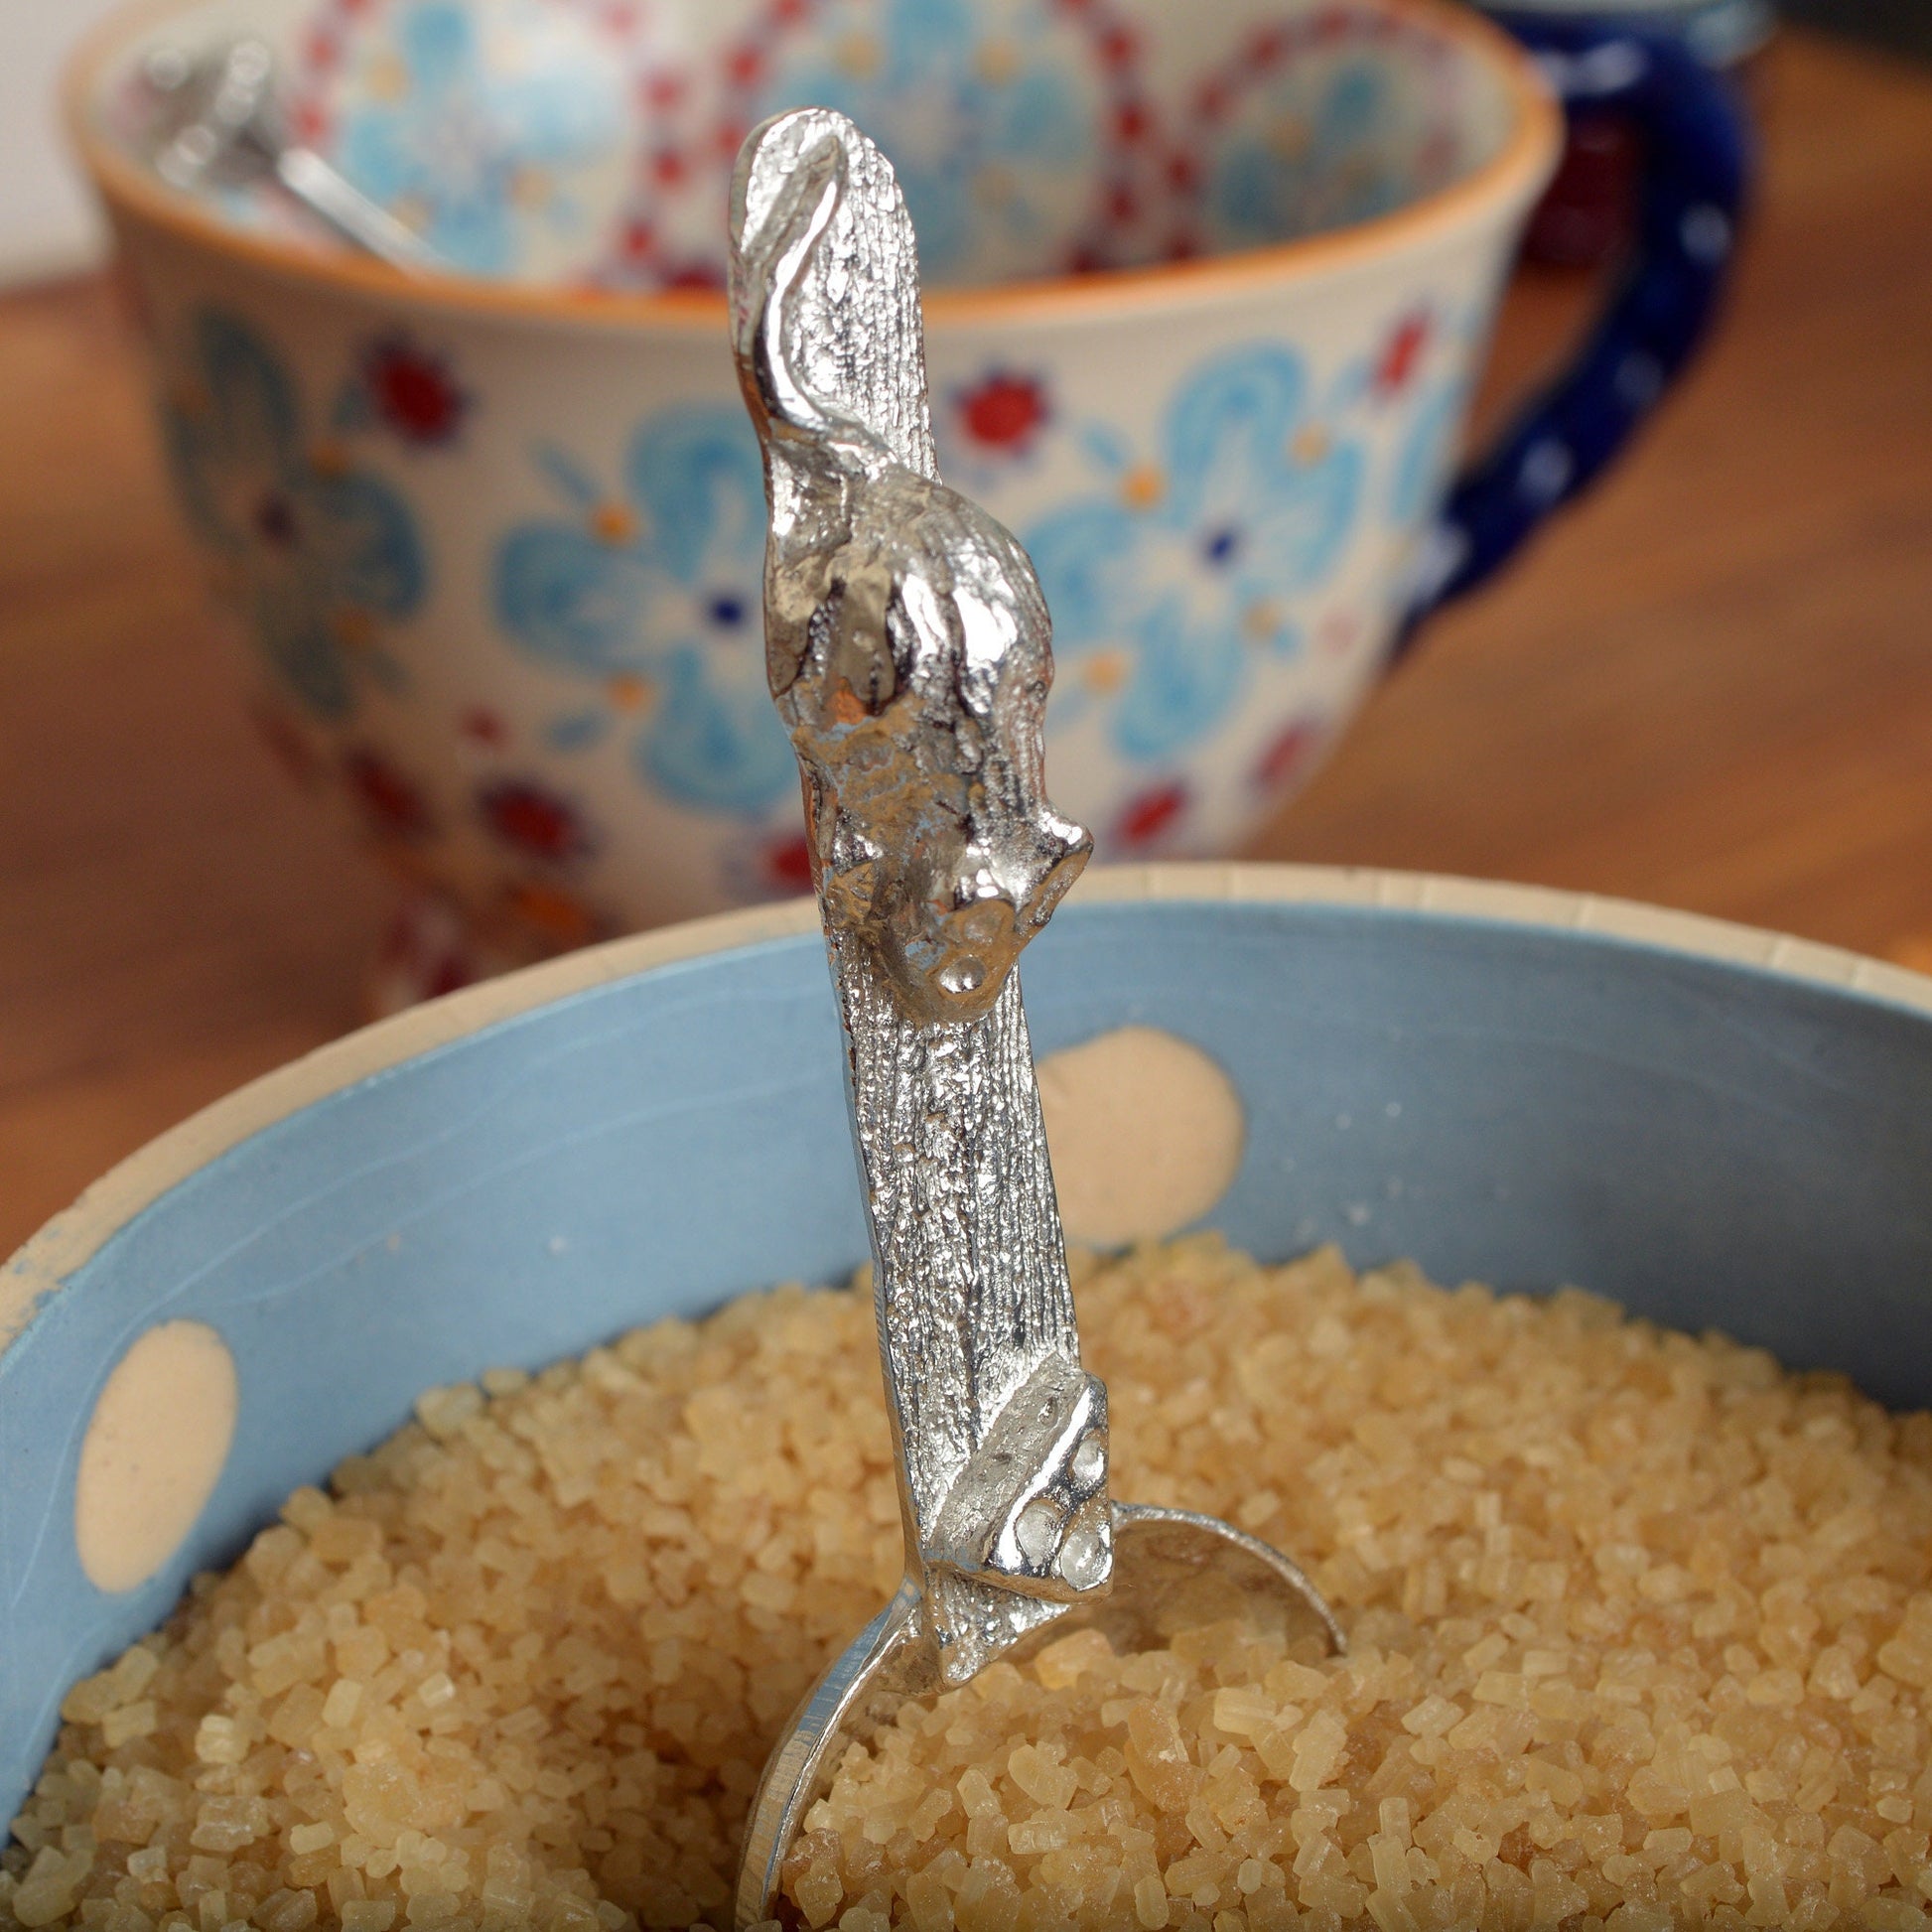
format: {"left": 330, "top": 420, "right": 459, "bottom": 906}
{"left": 1681, "top": 205, "right": 1732, "bottom": 264}
{"left": 1518, "top": 438, "right": 1575, "bottom": 505}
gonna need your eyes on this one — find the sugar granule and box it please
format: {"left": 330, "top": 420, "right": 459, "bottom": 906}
{"left": 6, "top": 1239, "right": 1932, "bottom": 1930}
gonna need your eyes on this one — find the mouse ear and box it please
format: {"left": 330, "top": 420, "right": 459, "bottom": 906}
{"left": 729, "top": 108, "right": 938, "bottom": 483}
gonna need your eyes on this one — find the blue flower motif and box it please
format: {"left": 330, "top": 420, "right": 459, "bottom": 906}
{"left": 1207, "top": 61, "right": 1407, "bottom": 250}
{"left": 493, "top": 408, "right": 794, "bottom": 817}
{"left": 1027, "top": 345, "right": 1363, "bottom": 762}
{"left": 334, "top": 0, "right": 625, "bottom": 277}
{"left": 752, "top": 0, "right": 1092, "bottom": 283}
{"left": 163, "top": 310, "right": 424, "bottom": 721}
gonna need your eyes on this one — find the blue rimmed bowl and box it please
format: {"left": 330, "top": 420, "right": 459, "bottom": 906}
{"left": 6, "top": 863, "right": 1932, "bottom": 1817}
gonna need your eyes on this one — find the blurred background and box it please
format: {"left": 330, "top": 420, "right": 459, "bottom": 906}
{"left": 1, "top": 0, "right": 1928, "bottom": 1258}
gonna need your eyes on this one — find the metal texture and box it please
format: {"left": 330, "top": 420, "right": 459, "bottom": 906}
{"left": 728, "top": 107, "right": 1340, "bottom": 1929}
{"left": 139, "top": 38, "right": 445, "bottom": 275}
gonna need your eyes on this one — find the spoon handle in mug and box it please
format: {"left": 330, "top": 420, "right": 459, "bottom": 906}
{"left": 273, "top": 146, "right": 447, "bottom": 275}
{"left": 729, "top": 108, "right": 1108, "bottom": 1684}
{"left": 143, "top": 38, "right": 445, "bottom": 277}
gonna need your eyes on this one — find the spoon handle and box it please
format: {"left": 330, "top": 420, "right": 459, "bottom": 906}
{"left": 834, "top": 943, "right": 1095, "bottom": 1676}
{"left": 144, "top": 39, "right": 444, "bottom": 277}
{"left": 730, "top": 110, "right": 1103, "bottom": 1682}
{"left": 273, "top": 147, "right": 446, "bottom": 275}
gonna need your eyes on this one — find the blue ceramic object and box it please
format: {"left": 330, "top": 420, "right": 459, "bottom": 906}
{"left": 4, "top": 867, "right": 1931, "bottom": 1820}
{"left": 1399, "top": 10, "right": 1753, "bottom": 629}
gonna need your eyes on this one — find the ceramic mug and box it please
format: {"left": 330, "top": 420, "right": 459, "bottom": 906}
{"left": 71, "top": 0, "right": 1747, "bottom": 985}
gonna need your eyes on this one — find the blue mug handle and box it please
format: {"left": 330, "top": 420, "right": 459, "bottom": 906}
{"left": 1396, "top": 13, "right": 1753, "bottom": 644}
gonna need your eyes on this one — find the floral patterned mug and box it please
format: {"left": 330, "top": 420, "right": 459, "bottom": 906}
{"left": 70, "top": 0, "right": 1746, "bottom": 993}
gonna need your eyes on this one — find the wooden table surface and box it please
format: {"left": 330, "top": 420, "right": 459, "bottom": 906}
{"left": 2, "top": 30, "right": 1929, "bottom": 1263}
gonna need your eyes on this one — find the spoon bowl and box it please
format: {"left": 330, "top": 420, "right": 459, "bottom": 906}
{"left": 736, "top": 1502, "right": 1341, "bottom": 1924}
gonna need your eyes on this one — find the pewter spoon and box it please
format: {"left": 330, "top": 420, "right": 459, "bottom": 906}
{"left": 726, "top": 108, "right": 1342, "bottom": 1928}
{"left": 139, "top": 37, "right": 445, "bottom": 275}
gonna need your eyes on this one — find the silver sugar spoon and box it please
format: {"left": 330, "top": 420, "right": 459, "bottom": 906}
{"left": 726, "top": 107, "right": 1343, "bottom": 1929}
{"left": 138, "top": 37, "right": 446, "bottom": 275}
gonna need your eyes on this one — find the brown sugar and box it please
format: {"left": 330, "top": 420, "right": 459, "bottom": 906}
{"left": 7, "top": 1238, "right": 1932, "bottom": 1930}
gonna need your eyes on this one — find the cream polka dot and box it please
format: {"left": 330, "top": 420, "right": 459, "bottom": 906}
{"left": 74, "top": 1320, "right": 237, "bottom": 1593}
{"left": 1036, "top": 1025, "right": 1245, "bottom": 1247}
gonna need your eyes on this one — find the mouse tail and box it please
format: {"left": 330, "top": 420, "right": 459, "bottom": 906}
{"left": 729, "top": 108, "right": 938, "bottom": 483}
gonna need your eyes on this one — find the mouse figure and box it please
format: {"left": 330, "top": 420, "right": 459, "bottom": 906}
{"left": 729, "top": 107, "right": 1090, "bottom": 1026}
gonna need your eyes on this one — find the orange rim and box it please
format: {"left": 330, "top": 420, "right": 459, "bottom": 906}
{"left": 67, "top": 0, "right": 1561, "bottom": 335}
